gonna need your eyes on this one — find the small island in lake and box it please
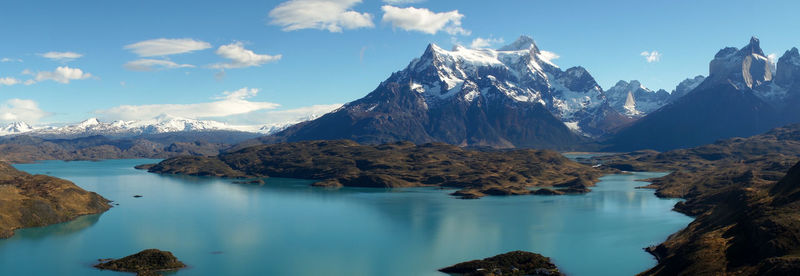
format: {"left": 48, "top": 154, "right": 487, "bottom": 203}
{"left": 0, "top": 161, "right": 110, "bottom": 239}
{"left": 142, "top": 140, "right": 607, "bottom": 199}
{"left": 94, "top": 249, "right": 186, "bottom": 276}
{"left": 440, "top": 250, "right": 562, "bottom": 276}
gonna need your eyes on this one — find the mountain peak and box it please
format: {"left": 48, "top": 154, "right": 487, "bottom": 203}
{"left": 740, "top": 36, "right": 765, "bottom": 56}
{"left": 498, "top": 35, "right": 538, "bottom": 52}
{"left": 78, "top": 118, "right": 100, "bottom": 127}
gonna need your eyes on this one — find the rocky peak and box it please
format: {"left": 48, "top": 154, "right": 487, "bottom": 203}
{"left": 709, "top": 37, "right": 772, "bottom": 89}
{"left": 740, "top": 36, "right": 765, "bottom": 56}
{"left": 775, "top": 47, "right": 800, "bottom": 87}
{"left": 670, "top": 75, "right": 706, "bottom": 101}
{"left": 498, "top": 35, "right": 539, "bottom": 53}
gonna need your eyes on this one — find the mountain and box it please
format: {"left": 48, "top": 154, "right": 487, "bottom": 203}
{"left": 605, "top": 37, "right": 799, "bottom": 151}
{"left": 604, "top": 80, "right": 670, "bottom": 117}
{"left": 669, "top": 75, "right": 706, "bottom": 101}
{"left": 0, "top": 122, "right": 34, "bottom": 136}
{"left": 259, "top": 36, "right": 633, "bottom": 148}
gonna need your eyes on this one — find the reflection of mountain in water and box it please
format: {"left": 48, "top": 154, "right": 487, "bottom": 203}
{"left": 2, "top": 214, "right": 103, "bottom": 241}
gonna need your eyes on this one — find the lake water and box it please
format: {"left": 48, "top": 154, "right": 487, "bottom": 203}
{"left": 2, "top": 159, "right": 691, "bottom": 276}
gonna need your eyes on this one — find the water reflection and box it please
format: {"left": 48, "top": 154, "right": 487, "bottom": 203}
{"left": 3, "top": 160, "right": 692, "bottom": 276}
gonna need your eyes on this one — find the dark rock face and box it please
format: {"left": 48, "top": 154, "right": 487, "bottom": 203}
{"left": 94, "top": 249, "right": 186, "bottom": 275}
{"left": 439, "top": 250, "right": 562, "bottom": 276}
{"left": 146, "top": 140, "right": 605, "bottom": 199}
{"left": 774, "top": 47, "right": 800, "bottom": 87}
{"left": 0, "top": 162, "right": 110, "bottom": 239}
{"left": 604, "top": 83, "right": 781, "bottom": 151}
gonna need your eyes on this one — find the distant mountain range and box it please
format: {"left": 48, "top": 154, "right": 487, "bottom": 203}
{"left": 5, "top": 36, "right": 798, "bottom": 153}
{"left": 253, "top": 36, "right": 722, "bottom": 149}
{"left": 0, "top": 114, "right": 316, "bottom": 138}
{"left": 606, "top": 37, "right": 800, "bottom": 151}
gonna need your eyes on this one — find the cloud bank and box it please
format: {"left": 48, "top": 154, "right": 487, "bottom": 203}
{"left": 124, "top": 38, "right": 212, "bottom": 57}
{"left": 381, "top": 6, "right": 469, "bottom": 35}
{"left": 269, "top": 0, "right": 374, "bottom": 32}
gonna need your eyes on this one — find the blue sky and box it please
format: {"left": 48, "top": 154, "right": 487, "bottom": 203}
{"left": 1, "top": 0, "right": 799, "bottom": 126}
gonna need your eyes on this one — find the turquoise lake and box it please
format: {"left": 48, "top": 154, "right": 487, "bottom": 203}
{"left": 2, "top": 159, "right": 692, "bottom": 275}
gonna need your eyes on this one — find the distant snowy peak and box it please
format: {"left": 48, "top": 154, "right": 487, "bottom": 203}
{"left": 0, "top": 122, "right": 34, "bottom": 135}
{"left": 671, "top": 75, "right": 706, "bottom": 101}
{"left": 709, "top": 36, "right": 772, "bottom": 89}
{"left": 605, "top": 80, "right": 670, "bottom": 117}
{"left": 498, "top": 35, "right": 538, "bottom": 52}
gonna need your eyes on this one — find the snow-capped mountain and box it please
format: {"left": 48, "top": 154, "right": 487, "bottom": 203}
{"left": 261, "top": 36, "right": 630, "bottom": 149}
{"left": 394, "top": 36, "right": 619, "bottom": 136}
{"left": 0, "top": 122, "right": 34, "bottom": 136}
{"left": 0, "top": 116, "right": 263, "bottom": 139}
{"left": 605, "top": 80, "right": 670, "bottom": 117}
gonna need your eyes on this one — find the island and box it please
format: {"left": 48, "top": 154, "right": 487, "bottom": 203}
{"left": 0, "top": 161, "right": 110, "bottom": 239}
{"left": 94, "top": 249, "right": 186, "bottom": 276}
{"left": 439, "top": 250, "right": 562, "bottom": 276}
{"left": 142, "top": 140, "right": 606, "bottom": 199}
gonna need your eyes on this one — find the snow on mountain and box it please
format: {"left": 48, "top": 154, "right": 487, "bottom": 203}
{"left": 0, "top": 122, "right": 34, "bottom": 136}
{"left": 605, "top": 80, "right": 670, "bottom": 117}
{"left": 670, "top": 75, "right": 706, "bottom": 101}
{"left": 0, "top": 116, "right": 253, "bottom": 138}
{"left": 388, "top": 35, "right": 611, "bottom": 136}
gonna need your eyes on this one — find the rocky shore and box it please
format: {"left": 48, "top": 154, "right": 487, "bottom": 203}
{"left": 0, "top": 162, "right": 110, "bottom": 239}
{"left": 143, "top": 140, "right": 606, "bottom": 199}
{"left": 589, "top": 124, "right": 800, "bottom": 275}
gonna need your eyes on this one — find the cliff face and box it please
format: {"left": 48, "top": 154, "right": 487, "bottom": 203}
{"left": 0, "top": 162, "right": 110, "bottom": 239}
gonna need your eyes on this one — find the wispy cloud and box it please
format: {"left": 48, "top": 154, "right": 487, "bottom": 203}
{"left": 269, "top": 0, "right": 374, "bottom": 32}
{"left": 124, "top": 38, "right": 211, "bottom": 57}
{"left": 34, "top": 66, "right": 93, "bottom": 84}
{"left": 0, "top": 99, "right": 50, "bottom": 123}
{"left": 124, "top": 59, "right": 195, "bottom": 71}
{"left": 39, "top": 51, "right": 83, "bottom": 62}
{"left": 469, "top": 37, "right": 504, "bottom": 49}
{"left": 1, "top": 57, "right": 22, "bottom": 63}
{"left": 94, "top": 87, "right": 280, "bottom": 121}
{"left": 640, "top": 51, "right": 662, "bottom": 63}
{"left": 211, "top": 42, "right": 282, "bottom": 69}
{"left": 0, "top": 77, "right": 21, "bottom": 86}
{"left": 382, "top": 0, "right": 424, "bottom": 4}
{"left": 381, "top": 6, "right": 469, "bottom": 35}
{"left": 538, "top": 50, "right": 560, "bottom": 63}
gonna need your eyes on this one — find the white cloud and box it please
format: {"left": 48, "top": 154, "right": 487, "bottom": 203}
{"left": 469, "top": 37, "right": 504, "bottom": 49}
{"left": 269, "top": 0, "right": 374, "bottom": 32}
{"left": 1, "top": 57, "right": 22, "bottom": 63}
{"left": 211, "top": 42, "right": 282, "bottom": 69}
{"left": 124, "top": 59, "right": 195, "bottom": 71}
{"left": 124, "top": 38, "right": 211, "bottom": 57}
{"left": 382, "top": 0, "right": 423, "bottom": 4}
{"left": 0, "top": 77, "right": 21, "bottom": 86}
{"left": 94, "top": 87, "right": 280, "bottom": 121}
{"left": 40, "top": 51, "right": 83, "bottom": 61}
{"left": 539, "top": 50, "right": 560, "bottom": 62}
{"left": 0, "top": 99, "right": 50, "bottom": 123}
{"left": 640, "top": 51, "right": 662, "bottom": 63}
{"left": 768, "top": 53, "right": 778, "bottom": 72}
{"left": 381, "top": 5, "right": 469, "bottom": 35}
{"left": 221, "top": 103, "right": 343, "bottom": 127}
{"left": 34, "top": 66, "right": 93, "bottom": 84}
